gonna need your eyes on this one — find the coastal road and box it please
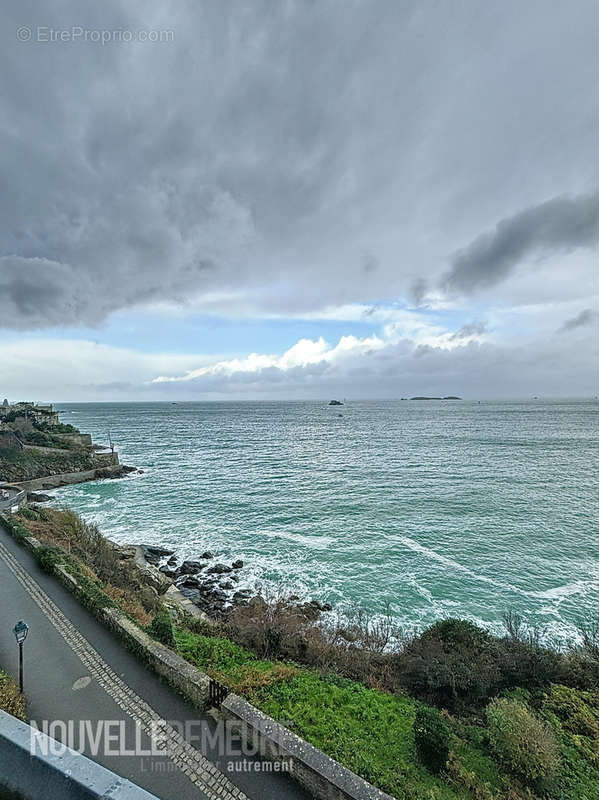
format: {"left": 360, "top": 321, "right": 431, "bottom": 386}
{"left": 0, "top": 520, "right": 311, "bottom": 800}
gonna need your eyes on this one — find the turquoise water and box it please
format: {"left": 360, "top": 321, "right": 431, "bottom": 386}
{"left": 52, "top": 400, "right": 599, "bottom": 642}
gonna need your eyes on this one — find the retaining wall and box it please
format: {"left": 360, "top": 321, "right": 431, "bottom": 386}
{"left": 9, "top": 464, "right": 123, "bottom": 491}
{"left": 52, "top": 432, "right": 93, "bottom": 448}
{"left": 0, "top": 709, "right": 159, "bottom": 800}
{"left": 222, "top": 694, "right": 395, "bottom": 800}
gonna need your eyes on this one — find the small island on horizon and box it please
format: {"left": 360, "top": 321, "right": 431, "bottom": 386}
{"left": 407, "top": 396, "right": 462, "bottom": 401}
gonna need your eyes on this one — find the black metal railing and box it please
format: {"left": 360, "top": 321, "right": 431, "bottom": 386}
{"left": 209, "top": 678, "right": 229, "bottom": 709}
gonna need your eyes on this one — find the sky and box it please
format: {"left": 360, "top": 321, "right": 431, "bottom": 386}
{"left": 1, "top": 1, "right": 598, "bottom": 401}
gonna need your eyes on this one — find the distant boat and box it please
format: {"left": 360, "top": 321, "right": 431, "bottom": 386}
{"left": 329, "top": 400, "right": 344, "bottom": 406}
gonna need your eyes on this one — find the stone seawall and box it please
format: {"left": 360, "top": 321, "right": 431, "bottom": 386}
{"left": 10, "top": 464, "right": 124, "bottom": 491}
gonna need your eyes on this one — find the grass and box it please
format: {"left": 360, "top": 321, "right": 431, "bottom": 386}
{"left": 174, "top": 627, "right": 470, "bottom": 798}
{"left": 174, "top": 624, "right": 599, "bottom": 799}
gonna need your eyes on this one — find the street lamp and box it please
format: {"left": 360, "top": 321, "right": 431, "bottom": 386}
{"left": 13, "top": 620, "right": 29, "bottom": 694}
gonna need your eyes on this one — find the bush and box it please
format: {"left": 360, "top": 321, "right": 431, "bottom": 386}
{"left": 398, "top": 619, "right": 501, "bottom": 710}
{"left": 486, "top": 697, "right": 559, "bottom": 786}
{"left": 0, "top": 670, "right": 25, "bottom": 720}
{"left": 149, "top": 609, "right": 175, "bottom": 647}
{"left": 545, "top": 684, "right": 599, "bottom": 739}
{"left": 413, "top": 705, "right": 451, "bottom": 773}
{"left": 35, "top": 545, "right": 63, "bottom": 573}
{"left": 1, "top": 513, "right": 32, "bottom": 544}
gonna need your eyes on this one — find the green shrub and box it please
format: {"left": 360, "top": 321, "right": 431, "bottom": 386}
{"left": 35, "top": 545, "right": 63, "bottom": 573}
{"left": 1, "top": 512, "right": 32, "bottom": 544}
{"left": 414, "top": 705, "right": 452, "bottom": 773}
{"left": 545, "top": 684, "right": 599, "bottom": 739}
{"left": 149, "top": 609, "right": 175, "bottom": 647}
{"left": 398, "top": 619, "right": 501, "bottom": 710}
{"left": 0, "top": 670, "right": 25, "bottom": 719}
{"left": 486, "top": 697, "right": 559, "bottom": 785}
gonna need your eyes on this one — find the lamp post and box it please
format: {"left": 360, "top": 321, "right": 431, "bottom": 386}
{"left": 13, "top": 620, "right": 29, "bottom": 694}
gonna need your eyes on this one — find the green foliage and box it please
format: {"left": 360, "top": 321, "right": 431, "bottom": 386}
{"left": 486, "top": 697, "right": 559, "bottom": 786}
{"left": 149, "top": 609, "right": 175, "bottom": 647}
{"left": 46, "top": 422, "right": 78, "bottom": 434}
{"left": 0, "top": 670, "right": 25, "bottom": 720}
{"left": 545, "top": 684, "right": 599, "bottom": 739}
{"left": 0, "top": 512, "right": 32, "bottom": 544}
{"left": 399, "top": 618, "right": 501, "bottom": 710}
{"left": 175, "top": 627, "right": 465, "bottom": 798}
{"left": 19, "top": 506, "right": 41, "bottom": 521}
{"left": 35, "top": 545, "right": 63, "bottom": 573}
{"left": 413, "top": 705, "right": 451, "bottom": 773}
{"left": 0, "top": 446, "right": 95, "bottom": 482}
{"left": 256, "top": 672, "right": 461, "bottom": 799}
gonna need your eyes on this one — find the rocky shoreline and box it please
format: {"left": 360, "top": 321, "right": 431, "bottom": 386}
{"left": 112, "top": 541, "right": 332, "bottom": 623}
{"left": 26, "top": 452, "right": 330, "bottom": 623}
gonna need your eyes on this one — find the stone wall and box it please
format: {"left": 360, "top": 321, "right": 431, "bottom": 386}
{"left": 0, "top": 429, "right": 23, "bottom": 450}
{"left": 100, "top": 608, "right": 211, "bottom": 710}
{"left": 52, "top": 432, "right": 93, "bottom": 448}
{"left": 10, "top": 464, "right": 124, "bottom": 491}
{"left": 92, "top": 451, "right": 120, "bottom": 467}
{"left": 222, "top": 694, "right": 395, "bottom": 800}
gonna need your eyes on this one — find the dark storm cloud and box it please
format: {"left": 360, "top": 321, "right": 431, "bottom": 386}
{"left": 559, "top": 308, "right": 597, "bottom": 332}
{"left": 444, "top": 192, "right": 599, "bottom": 294}
{"left": 2, "top": 0, "right": 599, "bottom": 332}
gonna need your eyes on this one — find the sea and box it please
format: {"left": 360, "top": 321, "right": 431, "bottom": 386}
{"left": 51, "top": 399, "right": 599, "bottom": 644}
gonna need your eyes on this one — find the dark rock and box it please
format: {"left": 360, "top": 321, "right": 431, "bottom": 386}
{"left": 166, "top": 555, "right": 177, "bottom": 566}
{"left": 248, "top": 595, "right": 267, "bottom": 611}
{"left": 111, "top": 544, "right": 137, "bottom": 561}
{"left": 177, "top": 576, "right": 201, "bottom": 588}
{"left": 143, "top": 545, "right": 175, "bottom": 557}
{"left": 200, "top": 551, "right": 213, "bottom": 559}
{"left": 159, "top": 565, "right": 178, "bottom": 579}
{"left": 207, "top": 563, "right": 232, "bottom": 575}
{"left": 220, "top": 580, "right": 234, "bottom": 590}
{"left": 27, "top": 492, "right": 53, "bottom": 503}
{"left": 298, "top": 600, "right": 328, "bottom": 620}
{"left": 179, "top": 560, "right": 204, "bottom": 575}
{"left": 232, "top": 589, "right": 253, "bottom": 606}
{"left": 231, "top": 559, "right": 244, "bottom": 569}
{"left": 142, "top": 545, "right": 175, "bottom": 565}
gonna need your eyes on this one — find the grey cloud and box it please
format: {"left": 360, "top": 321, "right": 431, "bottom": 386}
{"left": 444, "top": 192, "right": 599, "bottom": 294}
{"left": 142, "top": 336, "right": 598, "bottom": 400}
{"left": 450, "top": 321, "right": 487, "bottom": 341}
{"left": 2, "top": 1, "right": 599, "bottom": 330}
{"left": 559, "top": 308, "right": 597, "bottom": 332}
